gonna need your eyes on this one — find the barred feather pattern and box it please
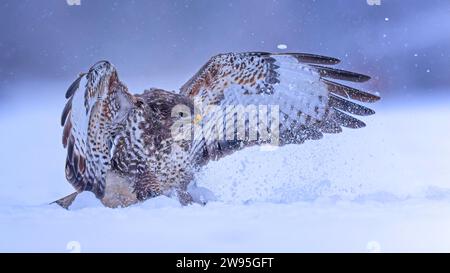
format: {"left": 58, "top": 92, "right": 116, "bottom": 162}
{"left": 57, "top": 52, "right": 379, "bottom": 208}
{"left": 61, "top": 61, "right": 133, "bottom": 198}
{"left": 180, "top": 52, "right": 379, "bottom": 164}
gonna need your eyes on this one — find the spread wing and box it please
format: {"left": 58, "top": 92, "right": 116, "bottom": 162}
{"left": 180, "top": 52, "right": 380, "bottom": 165}
{"left": 61, "top": 61, "right": 121, "bottom": 197}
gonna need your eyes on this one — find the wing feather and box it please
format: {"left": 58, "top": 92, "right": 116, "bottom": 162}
{"left": 61, "top": 96, "right": 73, "bottom": 126}
{"left": 61, "top": 61, "right": 120, "bottom": 197}
{"left": 309, "top": 64, "right": 371, "bottom": 82}
{"left": 329, "top": 94, "right": 375, "bottom": 116}
{"left": 323, "top": 79, "right": 380, "bottom": 103}
{"left": 275, "top": 53, "right": 341, "bottom": 65}
{"left": 180, "top": 52, "right": 380, "bottom": 165}
{"left": 333, "top": 109, "right": 367, "bottom": 129}
{"left": 65, "top": 74, "right": 84, "bottom": 99}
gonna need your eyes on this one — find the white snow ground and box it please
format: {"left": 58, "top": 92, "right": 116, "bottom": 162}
{"left": 0, "top": 82, "right": 449, "bottom": 252}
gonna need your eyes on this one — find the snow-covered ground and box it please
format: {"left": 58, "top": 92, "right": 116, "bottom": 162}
{"left": 0, "top": 82, "right": 449, "bottom": 252}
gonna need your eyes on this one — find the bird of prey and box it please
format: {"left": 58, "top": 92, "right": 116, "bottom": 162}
{"left": 54, "top": 52, "right": 380, "bottom": 209}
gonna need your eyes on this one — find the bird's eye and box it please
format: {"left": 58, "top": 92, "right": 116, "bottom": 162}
{"left": 179, "top": 112, "right": 184, "bottom": 117}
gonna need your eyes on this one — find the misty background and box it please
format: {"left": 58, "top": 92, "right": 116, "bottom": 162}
{"left": 0, "top": 0, "right": 449, "bottom": 104}
{"left": 2, "top": 1, "right": 450, "bottom": 253}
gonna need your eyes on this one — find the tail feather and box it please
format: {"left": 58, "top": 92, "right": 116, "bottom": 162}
{"left": 51, "top": 192, "right": 78, "bottom": 209}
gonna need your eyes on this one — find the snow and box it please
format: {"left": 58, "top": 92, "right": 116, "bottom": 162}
{"left": 1, "top": 82, "right": 450, "bottom": 252}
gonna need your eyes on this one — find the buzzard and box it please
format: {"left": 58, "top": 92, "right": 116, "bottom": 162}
{"left": 54, "top": 52, "right": 379, "bottom": 209}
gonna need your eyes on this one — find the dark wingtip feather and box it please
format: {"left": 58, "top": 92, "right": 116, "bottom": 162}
{"left": 334, "top": 109, "right": 366, "bottom": 129}
{"left": 62, "top": 120, "right": 72, "bottom": 148}
{"left": 324, "top": 79, "right": 380, "bottom": 103}
{"left": 288, "top": 53, "right": 341, "bottom": 65}
{"left": 65, "top": 74, "right": 83, "bottom": 99}
{"left": 61, "top": 96, "right": 73, "bottom": 126}
{"left": 329, "top": 95, "right": 376, "bottom": 116}
{"left": 311, "top": 65, "right": 371, "bottom": 82}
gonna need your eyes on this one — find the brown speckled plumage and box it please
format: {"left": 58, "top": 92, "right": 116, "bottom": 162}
{"left": 56, "top": 52, "right": 380, "bottom": 209}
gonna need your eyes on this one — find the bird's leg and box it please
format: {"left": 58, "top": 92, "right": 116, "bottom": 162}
{"left": 176, "top": 189, "right": 194, "bottom": 206}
